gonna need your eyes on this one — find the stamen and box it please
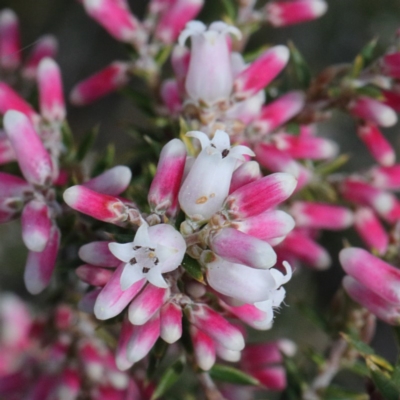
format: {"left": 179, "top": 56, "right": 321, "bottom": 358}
{"left": 222, "top": 149, "right": 229, "bottom": 158}
{"left": 142, "top": 267, "right": 150, "bottom": 273}
{"left": 129, "top": 257, "right": 137, "bottom": 265}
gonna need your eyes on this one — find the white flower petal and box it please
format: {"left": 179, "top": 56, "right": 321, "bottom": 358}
{"left": 134, "top": 223, "right": 152, "bottom": 247}
{"left": 187, "top": 130, "right": 210, "bottom": 150}
{"left": 108, "top": 242, "right": 134, "bottom": 263}
{"left": 147, "top": 266, "right": 169, "bottom": 288}
{"left": 211, "top": 129, "right": 230, "bottom": 151}
{"left": 120, "top": 263, "right": 145, "bottom": 290}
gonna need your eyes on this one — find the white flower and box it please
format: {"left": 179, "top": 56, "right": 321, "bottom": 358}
{"left": 178, "top": 129, "right": 254, "bottom": 222}
{"left": 108, "top": 223, "right": 186, "bottom": 289}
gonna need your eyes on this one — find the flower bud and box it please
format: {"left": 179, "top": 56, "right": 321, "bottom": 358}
{"left": 382, "top": 52, "right": 400, "bottom": 79}
{"left": 229, "top": 161, "right": 261, "bottom": 194}
{"left": 220, "top": 302, "right": 272, "bottom": 330}
{"left": 70, "top": 62, "right": 130, "bottom": 106}
{"left": 190, "top": 326, "right": 216, "bottom": 371}
{"left": 0, "top": 9, "right": 20, "bottom": 70}
{"left": 266, "top": 0, "right": 327, "bottom": 27}
{"left": 76, "top": 264, "right": 114, "bottom": 286}
{"left": 83, "top": 166, "right": 132, "bottom": 196}
{"left": 79, "top": 241, "right": 121, "bottom": 267}
{"left": 160, "top": 301, "right": 182, "bottom": 343}
{"left": 370, "top": 164, "right": 400, "bottom": 190}
{"left": 160, "top": 79, "right": 182, "bottom": 115}
{"left": 233, "top": 46, "right": 289, "bottom": 101}
{"left": 357, "top": 122, "right": 395, "bottom": 166}
{"left": 3, "top": 110, "right": 53, "bottom": 187}
{"left": 37, "top": 58, "right": 66, "bottom": 122}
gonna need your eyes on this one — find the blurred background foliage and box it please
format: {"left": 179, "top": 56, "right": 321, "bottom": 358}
{"left": 1, "top": 0, "right": 400, "bottom": 395}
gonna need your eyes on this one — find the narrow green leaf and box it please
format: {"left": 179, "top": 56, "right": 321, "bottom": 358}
{"left": 297, "top": 302, "right": 330, "bottom": 332}
{"left": 92, "top": 144, "right": 115, "bottom": 176}
{"left": 155, "top": 45, "right": 172, "bottom": 66}
{"left": 61, "top": 121, "right": 75, "bottom": 152}
{"left": 368, "top": 362, "right": 400, "bottom": 400}
{"left": 392, "top": 359, "right": 400, "bottom": 387}
{"left": 209, "top": 364, "right": 259, "bottom": 386}
{"left": 286, "top": 122, "right": 301, "bottom": 135}
{"left": 324, "top": 385, "right": 369, "bottom": 400}
{"left": 151, "top": 359, "right": 185, "bottom": 400}
{"left": 341, "top": 333, "right": 374, "bottom": 356}
{"left": 288, "top": 41, "right": 312, "bottom": 88}
{"left": 356, "top": 86, "right": 383, "bottom": 99}
{"left": 219, "top": 0, "right": 238, "bottom": 21}
{"left": 181, "top": 254, "right": 204, "bottom": 282}
{"left": 76, "top": 126, "right": 99, "bottom": 161}
{"left": 360, "top": 37, "right": 378, "bottom": 65}
{"left": 243, "top": 45, "right": 270, "bottom": 63}
{"left": 315, "top": 154, "right": 349, "bottom": 176}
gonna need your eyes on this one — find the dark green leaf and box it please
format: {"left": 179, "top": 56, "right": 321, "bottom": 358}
{"left": 122, "top": 87, "right": 155, "bottom": 117}
{"left": 76, "top": 126, "right": 99, "bottom": 161}
{"left": 369, "top": 365, "right": 400, "bottom": 400}
{"left": 288, "top": 41, "right": 311, "bottom": 88}
{"left": 209, "top": 364, "right": 259, "bottom": 386}
{"left": 391, "top": 358, "right": 400, "bottom": 387}
{"left": 297, "top": 302, "right": 330, "bottom": 332}
{"left": 61, "top": 121, "right": 75, "bottom": 153}
{"left": 286, "top": 123, "right": 300, "bottom": 135}
{"left": 181, "top": 254, "right": 204, "bottom": 282}
{"left": 282, "top": 357, "right": 304, "bottom": 399}
{"left": 92, "top": 144, "right": 115, "bottom": 176}
{"left": 356, "top": 86, "right": 382, "bottom": 99}
{"left": 151, "top": 359, "right": 185, "bottom": 400}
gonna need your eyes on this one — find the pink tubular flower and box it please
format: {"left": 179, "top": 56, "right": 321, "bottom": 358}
{"left": 179, "top": 21, "right": 241, "bottom": 105}
{"left": 22, "top": 34, "right": 58, "bottom": 80}
{"left": 357, "top": 122, "right": 395, "bottom": 167}
{"left": 340, "top": 247, "right": 400, "bottom": 305}
{"left": 265, "top": 0, "right": 328, "bottom": 27}
{"left": 382, "top": 52, "right": 400, "bottom": 79}
{"left": 160, "top": 79, "right": 182, "bottom": 115}
{"left": 179, "top": 130, "right": 254, "bottom": 222}
{"left": 79, "top": 241, "right": 121, "bottom": 267}
{"left": 190, "top": 326, "right": 216, "bottom": 371}
{"left": 148, "top": 138, "right": 186, "bottom": 216}
{"left": 3, "top": 110, "right": 53, "bottom": 187}
{"left": 37, "top": 58, "right": 66, "bottom": 123}
{"left": 290, "top": 201, "right": 353, "bottom": 230}
{"left": 229, "top": 161, "right": 261, "bottom": 194}
{"left": 82, "top": 0, "right": 143, "bottom": 44}
{"left": 155, "top": 0, "right": 204, "bottom": 44}
{"left": 160, "top": 301, "right": 182, "bottom": 344}
{"left": 108, "top": 222, "right": 186, "bottom": 289}
{"left": 70, "top": 62, "right": 130, "bottom": 106}
{"left": 252, "top": 91, "right": 305, "bottom": 134}
{"left": 0, "top": 9, "right": 20, "bottom": 70}
{"left": 353, "top": 207, "right": 389, "bottom": 255}
{"left": 348, "top": 96, "right": 397, "bottom": 128}
{"left": 233, "top": 45, "right": 290, "bottom": 101}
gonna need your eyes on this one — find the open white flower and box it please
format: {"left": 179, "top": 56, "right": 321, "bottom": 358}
{"left": 109, "top": 223, "right": 186, "bottom": 289}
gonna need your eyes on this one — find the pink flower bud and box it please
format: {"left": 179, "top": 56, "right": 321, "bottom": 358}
{"left": 252, "top": 91, "right": 305, "bottom": 134}
{"left": 55, "top": 368, "right": 81, "bottom": 400}
{"left": 82, "top": 0, "right": 143, "bottom": 43}
{"left": 24, "top": 226, "right": 60, "bottom": 294}
{"left": 0, "top": 9, "right": 20, "bottom": 70}
{"left": 278, "top": 230, "right": 331, "bottom": 270}
{"left": 190, "top": 326, "right": 216, "bottom": 371}
{"left": 251, "top": 367, "right": 287, "bottom": 390}
{"left": 341, "top": 178, "right": 398, "bottom": 220}
{"left": 21, "top": 199, "right": 52, "bottom": 252}
{"left": 94, "top": 264, "right": 146, "bottom": 320}
{"left": 382, "top": 89, "right": 400, "bottom": 112}
{"left": 155, "top": 0, "right": 204, "bottom": 44}
{"left": 83, "top": 166, "right": 132, "bottom": 196}
{"left": 126, "top": 313, "right": 160, "bottom": 364}
{"left": 179, "top": 21, "right": 240, "bottom": 105}
{"left": 76, "top": 264, "right": 114, "bottom": 286}
{"left": 70, "top": 62, "right": 130, "bottom": 106}
{"left": 128, "top": 284, "right": 169, "bottom": 325}
{"left": 231, "top": 210, "right": 295, "bottom": 244}
{"left": 160, "top": 79, "right": 182, "bottom": 115}
{"left": 382, "top": 52, "right": 400, "bottom": 79}
{"left": 116, "top": 318, "right": 135, "bottom": 371}
{"left": 348, "top": 96, "right": 397, "bottom": 127}
{"left": 266, "top": 0, "right": 327, "bottom": 27}
{"left": 272, "top": 132, "right": 338, "bottom": 160}
{"left": 210, "top": 228, "right": 277, "bottom": 269}
{"left": 290, "top": 201, "right": 353, "bottom": 230}
{"left": 0, "top": 83, "right": 39, "bottom": 121}
{"left": 79, "top": 241, "right": 121, "bottom": 267}
{"left": 148, "top": 139, "right": 186, "bottom": 216}
{"left": 0, "top": 131, "right": 16, "bottom": 164}
{"left": 224, "top": 172, "right": 297, "bottom": 220}
{"left": 342, "top": 276, "right": 400, "bottom": 325}
{"left": 0, "top": 171, "right": 31, "bottom": 200}
{"left": 340, "top": 247, "right": 400, "bottom": 305}
{"left": 22, "top": 34, "right": 58, "bottom": 79}
{"left": 370, "top": 164, "right": 400, "bottom": 190}
{"left": 37, "top": 58, "right": 65, "bottom": 122}
{"left": 221, "top": 302, "right": 272, "bottom": 330}
{"left": 354, "top": 207, "right": 388, "bottom": 255}
{"left": 160, "top": 301, "right": 182, "bottom": 343}
{"left": 255, "top": 143, "right": 300, "bottom": 177}
{"left": 233, "top": 45, "right": 289, "bottom": 101}
{"left": 63, "top": 185, "right": 129, "bottom": 224}
{"left": 3, "top": 111, "right": 53, "bottom": 187}
{"left": 357, "top": 122, "right": 395, "bottom": 166}
{"left": 229, "top": 161, "right": 261, "bottom": 194}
